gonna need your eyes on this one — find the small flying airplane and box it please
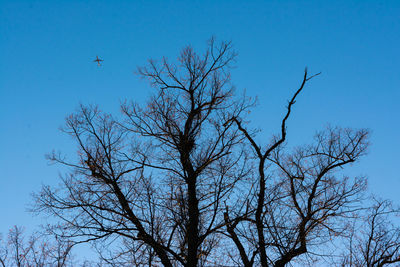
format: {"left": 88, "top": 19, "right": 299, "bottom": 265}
{"left": 93, "top": 56, "right": 104, "bottom": 66}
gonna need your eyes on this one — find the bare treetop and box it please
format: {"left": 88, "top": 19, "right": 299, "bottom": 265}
{"left": 29, "top": 39, "right": 400, "bottom": 267}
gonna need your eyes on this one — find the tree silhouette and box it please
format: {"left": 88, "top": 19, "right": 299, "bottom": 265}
{"left": 34, "top": 39, "right": 250, "bottom": 266}
{"left": 32, "top": 39, "right": 399, "bottom": 266}
{"left": 0, "top": 226, "right": 74, "bottom": 267}
{"left": 225, "top": 124, "right": 369, "bottom": 266}
{"left": 340, "top": 199, "right": 400, "bottom": 267}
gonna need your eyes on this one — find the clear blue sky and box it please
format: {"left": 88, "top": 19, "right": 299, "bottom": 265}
{"left": 1, "top": 0, "right": 399, "bottom": 239}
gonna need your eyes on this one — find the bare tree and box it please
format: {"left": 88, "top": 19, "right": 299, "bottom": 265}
{"left": 340, "top": 199, "right": 400, "bottom": 267}
{"left": 0, "top": 234, "right": 7, "bottom": 267}
{"left": 33, "top": 39, "right": 250, "bottom": 266}
{"left": 0, "top": 226, "right": 74, "bottom": 267}
{"left": 32, "top": 39, "right": 389, "bottom": 267}
{"left": 223, "top": 71, "right": 370, "bottom": 266}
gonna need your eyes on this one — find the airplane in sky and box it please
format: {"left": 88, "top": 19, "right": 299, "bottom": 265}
{"left": 93, "top": 56, "right": 104, "bottom": 66}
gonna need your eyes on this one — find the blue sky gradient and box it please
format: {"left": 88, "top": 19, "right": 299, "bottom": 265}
{"left": 1, "top": 0, "right": 399, "bottom": 245}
